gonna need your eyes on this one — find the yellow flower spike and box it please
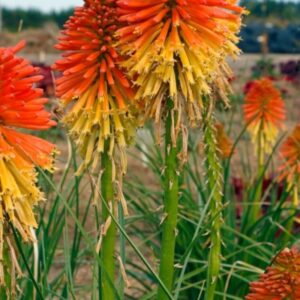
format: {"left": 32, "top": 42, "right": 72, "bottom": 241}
{"left": 116, "top": 0, "right": 245, "bottom": 135}
{"left": 0, "top": 154, "right": 48, "bottom": 237}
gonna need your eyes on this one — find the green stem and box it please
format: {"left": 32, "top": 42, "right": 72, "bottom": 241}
{"left": 100, "top": 140, "right": 117, "bottom": 300}
{"left": 293, "top": 185, "right": 299, "bottom": 216}
{"left": 118, "top": 203, "right": 126, "bottom": 300}
{"left": 157, "top": 100, "right": 179, "bottom": 300}
{"left": 283, "top": 184, "right": 299, "bottom": 245}
{"left": 203, "top": 110, "right": 223, "bottom": 300}
{"left": 247, "top": 166, "right": 264, "bottom": 230}
{"left": 246, "top": 129, "right": 264, "bottom": 232}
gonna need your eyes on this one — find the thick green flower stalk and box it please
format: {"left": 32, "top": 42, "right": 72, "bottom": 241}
{"left": 100, "top": 140, "right": 117, "bottom": 300}
{"left": 157, "top": 99, "right": 180, "bottom": 299}
{"left": 53, "top": 1, "right": 138, "bottom": 299}
{"left": 116, "top": 1, "right": 245, "bottom": 298}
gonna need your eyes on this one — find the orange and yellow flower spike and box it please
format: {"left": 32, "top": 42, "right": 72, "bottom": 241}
{"left": 246, "top": 248, "right": 300, "bottom": 300}
{"left": 244, "top": 78, "right": 286, "bottom": 163}
{"left": 278, "top": 124, "right": 300, "bottom": 189}
{"left": 53, "top": 0, "right": 137, "bottom": 175}
{"left": 116, "top": 0, "right": 246, "bottom": 132}
{"left": 278, "top": 125, "right": 300, "bottom": 228}
{"left": 0, "top": 42, "right": 56, "bottom": 285}
{"left": 54, "top": 2, "right": 139, "bottom": 299}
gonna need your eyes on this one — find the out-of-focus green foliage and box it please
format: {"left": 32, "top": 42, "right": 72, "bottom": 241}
{"left": 2, "top": 8, "right": 73, "bottom": 31}
{"left": 241, "top": 0, "right": 300, "bottom": 22}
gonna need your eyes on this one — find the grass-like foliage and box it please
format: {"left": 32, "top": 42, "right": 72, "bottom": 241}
{"left": 8, "top": 92, "right": 299, "bottom": 299}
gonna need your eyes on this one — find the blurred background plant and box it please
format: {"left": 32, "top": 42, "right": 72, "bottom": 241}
{"left": 10, "top": 77, "right": 300, "bottom": 299}
{"left": 0, "top": 0, "right": 299, "bottom": 299}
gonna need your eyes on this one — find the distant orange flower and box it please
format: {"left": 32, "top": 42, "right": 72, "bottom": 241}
{"left": 215, "top": 123, "right": 233, "bottom": 159}
{"left": 0, "top": 42, "right": 56, "bottom": 248}
{"left": 53, "top": 0, "right": 137, "bottom": 174}
{"left": 278, "top": 125, "right": 300, "bottom": 188}
{"left": 116, "top": 0, "right": 246, "bottom": 131}
{"left": 246, "top": 248, "right": 300, "bottom": 300}
{"left": 244, "top": 78, "right": 286, "bottom": 157}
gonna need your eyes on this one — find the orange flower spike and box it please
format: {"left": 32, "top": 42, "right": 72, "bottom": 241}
{"left": 244, "top": 78, "right": 286, "bottom": 158}
{"left": 54, "top": 0, "right": 137, "bottom": 174}
{"left": 246, "top": 248, "right": 300, "bottom": 300}
{"left": 0, "top": 42, "right": 56, "bottom": 282}
{"left": 117, "top": 0, "right": 246, "bottom": 130}
{"left": 278, "top": 125, "right": 300, "bottom": 189}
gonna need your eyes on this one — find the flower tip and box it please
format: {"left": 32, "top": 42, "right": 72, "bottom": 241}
{"left": 49, "top": 120, "right": 58, "bottom": 127}
{"left": 246, "top": 248, "right": 300, "bottom": 299}
{"left": 11, "top": 40, "right": 26, "bottom": 53}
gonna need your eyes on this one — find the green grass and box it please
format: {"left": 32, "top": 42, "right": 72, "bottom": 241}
{"left": 7, "top": 92, "right": 299, "bottom": 300}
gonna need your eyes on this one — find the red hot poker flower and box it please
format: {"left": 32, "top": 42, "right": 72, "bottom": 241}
{"left": 0, "top": 42, "right": 56, "bottom": 276}
{"left": 53, "top": 0, "right": 137, "bottom": 174}
{"left": 244, "top": 77, "right": 286, "bottom": 158}
{"left": 116, "top": 0, "right": 246, "bottom": 131}
{"left": 246, "top": 248, "right": 300, "bottom": 300}
{"left": 278, "top": 124, "right": 300, "bottom": 188}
